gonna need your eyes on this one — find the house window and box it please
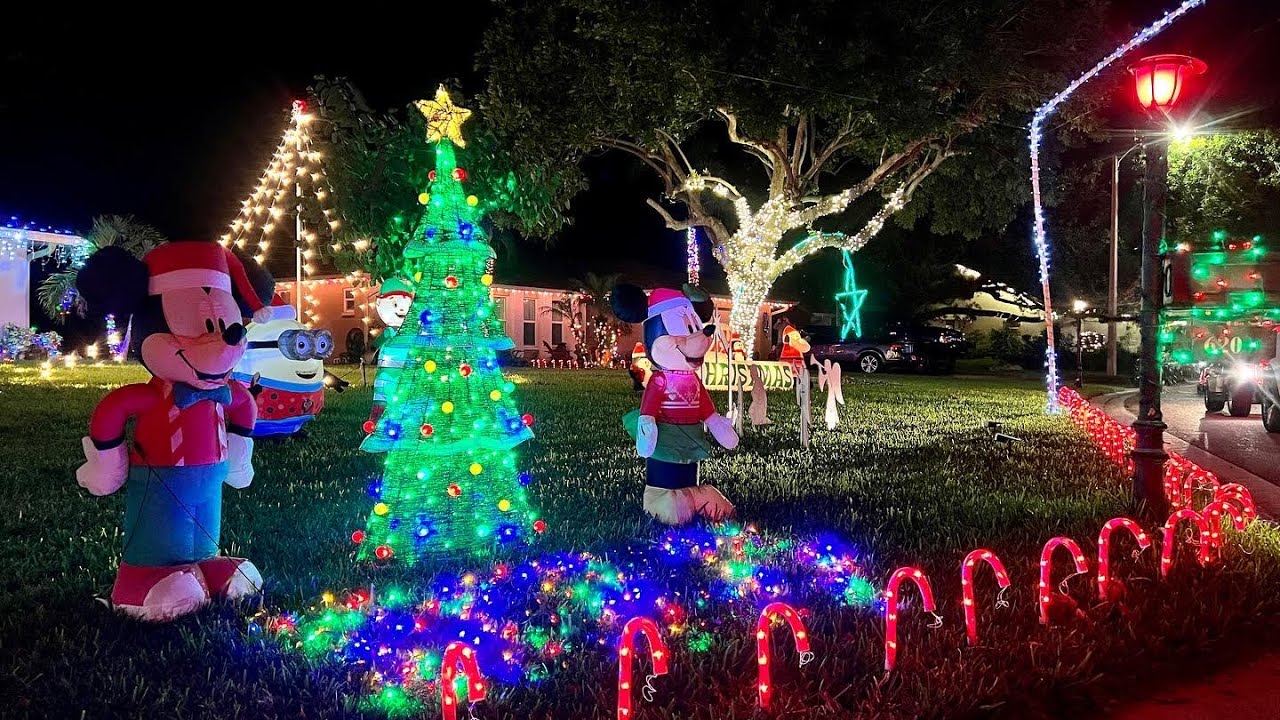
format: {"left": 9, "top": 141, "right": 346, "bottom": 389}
{"left": 551, "top": 317, "right": 564, "bottom": 346}
{"left": 493, "top": 296, "right": 507, "bottom": 332}
{"left": 522, "top": 298, "right": 537, "bottom": 347}
{"left": 342, "top": 288, "right": 356, "bottom": 317}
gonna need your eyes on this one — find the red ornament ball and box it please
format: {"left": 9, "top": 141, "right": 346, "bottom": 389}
{"left": 447, "top": 483, "right": 462, "bottom": 498}
{"left": 420, "top": 423, "right": 434, "bottom": 437}
{"left": 374, "top": 544, "right": 394, "bottom": 560}
{"left": 362, "top": 420, "right": 376, "bottom": 434}
{"left": 445, "top": 275, "right": 459, "bottom": 289}
{"left": 522, "top": 413, "right": 535, "bottom": 427}
{"left": 428, "top": 170, "right": 437, "bottom": 181}
{"left": 459, "top": 363, "right": 472, "bottom": 377}
{"left": 351, "top": 530, "right": 366, "bottom": 544}
{"left": 453, "top": 167, "right": 468, "bottom": 181}
{"left": 533, "top": 520, "right": 547, "bottom": 533}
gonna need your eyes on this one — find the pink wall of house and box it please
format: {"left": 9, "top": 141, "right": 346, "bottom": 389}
{"left": 281, "top": 276, "right": 791, "bottom": 362}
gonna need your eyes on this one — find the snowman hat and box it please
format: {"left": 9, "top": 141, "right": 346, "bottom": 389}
{"left": 378, "top": 277, "right": 414, "bottom": 298}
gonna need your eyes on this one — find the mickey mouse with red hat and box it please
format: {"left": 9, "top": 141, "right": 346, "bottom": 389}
{"left": 612, "top": 283, "right": 738, "bottom": 525}
{"left": 75, "top": 241, "right": 284, "bottom": 621}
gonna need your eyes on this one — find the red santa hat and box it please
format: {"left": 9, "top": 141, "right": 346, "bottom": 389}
{"left": 645, "top": 287, "right": 694, "bottom": 320}
{"left": 144, "top": 242, "right": 277, "bottom": 324}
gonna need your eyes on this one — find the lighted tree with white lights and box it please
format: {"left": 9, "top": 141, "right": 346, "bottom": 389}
{"left": 481, "top": 0, "right": 1110, "bottom": 355}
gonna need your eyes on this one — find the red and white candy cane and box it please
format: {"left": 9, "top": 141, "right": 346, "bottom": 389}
{"left": 883, "top": 567, "right": 939, "bottom": 672}
{"left": 1214, "top": 483, "right": 1257, "bottom": 525}
{"left": 440, "top": 641, "right": 486, "bottom": 720}
{"left": 960, "top": 548, "right": 1010, "bottom": 646}
{"left": 1038, "top": 537, "right": 1088, "bottom": 625}
{"left": 617, "top": 617, "right": 669, "bottom": 720}
{"left": 756, "top": 602, "right": 814, "bottom": 708}
{"left": 1096, "top": 518, "right": 1151, "bottom": 600}
{"left": 1200, "top": 500, "right": 1249, "bottom": 561}
{"left": 1160, "top": 508, "right": 1212, "bottom": 577}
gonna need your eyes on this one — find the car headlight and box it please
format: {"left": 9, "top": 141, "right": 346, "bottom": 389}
{"left": 1233, "top": 365, "right": 1259, "bottom": 381}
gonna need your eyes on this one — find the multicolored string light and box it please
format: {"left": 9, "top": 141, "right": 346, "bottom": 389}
{"left": 685, "top": 226, "right": 700, "bottom": 286}
{"left": 1029, "top": 0, "right": 1208, "bottom": 409}
{"left": 960, "top": 549, "right": 1010, "bottom": 646}
{"left": 251, "top": 524, "right": 874, "bottom": 714}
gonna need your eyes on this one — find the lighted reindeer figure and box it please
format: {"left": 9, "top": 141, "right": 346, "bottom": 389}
{"left": 617, "top": 617, "right": 669, "bottom": 720}
{"left": 1038, "top": 537, "right": 1089, "bottom": 626}
{"left": 1095, "top": 517, "right": 1152, "bottom": 602}
{"left": 1160, "top": 509, "right": 1212, "bottom": 577}
{"left": 883, "top": 567, "right": 941, "bottom": 672}
{"left": 439, "top": 641, "right": 486, "bottom": 720}
{"left": 960, "top": 549, "right": 1011, "bottom": 646}
{"left": 755, "top": 602, "right": 814, "bottom": 708}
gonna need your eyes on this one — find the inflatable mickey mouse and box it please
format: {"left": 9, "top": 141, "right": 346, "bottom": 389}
{"left": 75, "top": 241, "right": 283, "bottom": 621}
{"left": 612, "top": 283, "right": 738, "bottom": 525}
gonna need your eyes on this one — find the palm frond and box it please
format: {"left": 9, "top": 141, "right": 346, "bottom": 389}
{"left": 36, "top": 269, "right": 81, "bottom": 322}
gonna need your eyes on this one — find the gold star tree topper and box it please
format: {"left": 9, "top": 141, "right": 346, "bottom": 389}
{"left": 414, "top": 86, "right": 472, "bottom": 147}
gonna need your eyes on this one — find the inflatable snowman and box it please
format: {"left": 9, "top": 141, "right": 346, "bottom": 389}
{"left": 231, "top": 296, "right": 332, "bottom": 437}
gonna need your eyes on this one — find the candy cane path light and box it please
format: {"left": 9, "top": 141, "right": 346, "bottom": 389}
{"left": 1039, "top": 537, "right": 1089, "bottom": 625}
{"left": 617, "top": 617, "right": 669, "bottom": 720}
{"left": 1200, "top": 500, "right": 1248, "bottom": 562}
{"left": 1214, "top": 483, "right": 1257, "bottom": 525}
{"left": 1160, "top": 508, "right": 1212, "bottom": 577}
{"left": 883, "top": 567, "right": 937, "bottom": 672}
{"left": 960, "top": 549, "right": 1010, "bottom": 646}
{"left": 756, "top": 602, "right": 813, "bottom": 708}
{"left": 440, "top": 641, "right": 485, "bottom": 720}
{"left": 1096, "top": 518, "right": 1151, "bottom": 601}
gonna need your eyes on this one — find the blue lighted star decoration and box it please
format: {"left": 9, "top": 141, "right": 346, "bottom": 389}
{"left": 835, "top": 250, "right": 868, "bottom": 340}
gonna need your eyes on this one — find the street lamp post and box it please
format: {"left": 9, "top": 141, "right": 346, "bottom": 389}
{"left": 1073, "top": 299, "right": 1088, "bottom": 389}
{"left": 1126, "top": 54, "right": 1206, "bottom": 520}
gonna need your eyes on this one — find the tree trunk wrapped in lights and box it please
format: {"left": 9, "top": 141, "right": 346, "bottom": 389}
{"left": 356, "top": 88, "right": 542, "bottom": 562}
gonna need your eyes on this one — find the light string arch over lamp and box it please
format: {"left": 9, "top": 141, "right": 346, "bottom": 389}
{"left": 1028, "top": 0, "right": 1208, "bottom": 410}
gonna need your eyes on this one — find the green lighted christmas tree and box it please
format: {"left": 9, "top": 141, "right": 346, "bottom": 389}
{"left": 356, "top": 87, "right": 542, "bottom": 562}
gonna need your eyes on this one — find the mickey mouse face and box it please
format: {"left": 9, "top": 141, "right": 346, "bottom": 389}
{"left": 141, "top": 286, "right": 247, "bottom": 390}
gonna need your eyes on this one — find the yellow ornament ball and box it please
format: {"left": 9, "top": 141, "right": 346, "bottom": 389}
{"left": 498, "top": 499, "right": 512, "bottom": 512}
{"left": 373, "top": 502, "right": 390, "bottom": 516}
{"left": 441, "top": 401, "right": 455, "bottom": 414}
{"left": 466, "top": 195, "right": 479, "bottom": 207}
{"left": 489, "top": 389, "right": 502, "bottom": 401}
{"left": 424, "top": 359, "right": 437, "bottom": 373}
{"left": 418, "top": 192, "right": 430, "bottom": 205}
{"left": 469, "top": 462, "right": 483, "bottom": 476}
{"left": 480, "top": 273, "right": 493, "bottom": 286}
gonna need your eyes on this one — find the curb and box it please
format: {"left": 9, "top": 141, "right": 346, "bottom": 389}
{"left": 1090, "top": 390, "right": 1280, "bottom": 521}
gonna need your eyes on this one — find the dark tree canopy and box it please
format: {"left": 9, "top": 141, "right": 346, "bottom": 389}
{"left": 310, "top": 78, "right": 582, "bottom": 282}
{"left": 480, "top": 0, "right": 1112, "bottom": 239}
{"left": 1168, "top": 129, "right": 1280, "bottom": 242}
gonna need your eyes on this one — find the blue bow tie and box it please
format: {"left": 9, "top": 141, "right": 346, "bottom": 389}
{"left": 173, "top": 383, "right": 232, "bottom": 409}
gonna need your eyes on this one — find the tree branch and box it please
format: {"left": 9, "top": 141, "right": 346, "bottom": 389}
{"left": 645, "top": 198, "right": 692, "bottom": 230}
{"left": 596, "top": 137, "right": 681, "bottom": 194}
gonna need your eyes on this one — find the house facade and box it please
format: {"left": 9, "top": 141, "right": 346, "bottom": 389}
{"left": 278, "top": 275, "right": 794, "bottom": 363}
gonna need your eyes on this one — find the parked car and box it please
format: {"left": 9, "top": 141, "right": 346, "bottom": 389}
{"left": 1203, "top": 359, "right": 1262, "bottom": 417}
{"left": 803, "top": 324, "right": 967, "bottom": 375}
{"left": 1261, "top": 358, "right": 1280, "bottom": 432}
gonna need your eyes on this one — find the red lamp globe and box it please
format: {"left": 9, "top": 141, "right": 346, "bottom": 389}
{"left": 1127, "top": 54, "right": 1207, "bottom": 111}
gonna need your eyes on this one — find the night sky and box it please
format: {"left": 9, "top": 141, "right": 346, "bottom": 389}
{"left": 3, "top": 2, "right": 1278, "bottom": 322}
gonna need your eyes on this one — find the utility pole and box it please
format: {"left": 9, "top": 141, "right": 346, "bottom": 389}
{"left": 1108, "top": 154, "right": 1120, "bottom": 377}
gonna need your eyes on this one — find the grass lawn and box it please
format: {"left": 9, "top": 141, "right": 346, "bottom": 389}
{"left": 1, "top": 362, "right": 1278, "bottom": 719}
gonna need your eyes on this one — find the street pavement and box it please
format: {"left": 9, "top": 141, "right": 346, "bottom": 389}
{"left": 1123, "top": 382, "right": 1280, "bottom": 486}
